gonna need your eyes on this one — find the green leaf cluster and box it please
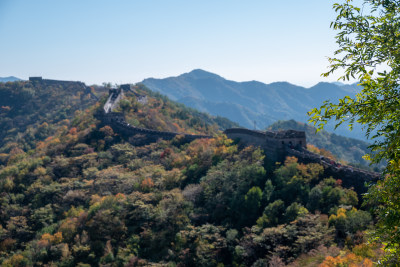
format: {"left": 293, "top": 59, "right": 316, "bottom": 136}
{"left": 309, "top": 0, "right": 400, "bottom": 263}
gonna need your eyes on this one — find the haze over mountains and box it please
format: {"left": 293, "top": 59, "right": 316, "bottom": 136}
{"left": 142, "top": 69, "right": 364, "bottom": 140}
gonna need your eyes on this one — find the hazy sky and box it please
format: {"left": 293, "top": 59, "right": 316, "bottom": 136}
{"left": 0, "top": 0, "right": 352, "bottom": 87}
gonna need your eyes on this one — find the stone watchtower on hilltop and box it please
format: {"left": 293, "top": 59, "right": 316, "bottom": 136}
{"left": 29, "top": 76, "right": 43, "bottom": 82}
{"left": 224, "top": 128, "right": 306, "bottom": 162}
{"left": 265, "top": 129, "right": 306, "bottom": 149}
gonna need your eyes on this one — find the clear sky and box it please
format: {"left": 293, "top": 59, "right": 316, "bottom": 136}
{"left": 0, "top": 0, "right": 351, "bottom": 87}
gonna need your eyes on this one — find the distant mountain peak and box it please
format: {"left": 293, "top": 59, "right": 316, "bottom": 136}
{"left": 0, "top": 76, "right": 22, "bottom": 82}
{"left": 181, "top": 69, "right": 223, "bottom": 80}
{"left": 313, "top": 81, "right": 337, "bottom": 87}
{"left": 269, "top": 81, "right": 294, "bottom": 86}
{"left": 189, "top": 69, "right": 210, "bottom": 74}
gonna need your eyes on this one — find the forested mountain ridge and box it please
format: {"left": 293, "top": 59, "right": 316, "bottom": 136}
{"left": 142, "top": 69, "right": 364, "bottom": 140}
{"left": 0, "top": 80, "right": 381, "bottom": 266}
{"left": 0, "top": 80, "right": 104, "bottom": 153}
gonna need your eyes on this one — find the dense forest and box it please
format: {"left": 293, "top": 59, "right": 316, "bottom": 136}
{"left": 0, "top": 81, "right": 382, "bottom": 266}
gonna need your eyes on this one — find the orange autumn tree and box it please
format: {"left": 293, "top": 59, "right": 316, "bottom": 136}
{"left": 141, "top": 177, "right": 154, "bottom": 192}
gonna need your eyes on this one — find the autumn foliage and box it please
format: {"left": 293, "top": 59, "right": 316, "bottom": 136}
{"left": 0, "top": 82, "right": 382, "bottom": 266}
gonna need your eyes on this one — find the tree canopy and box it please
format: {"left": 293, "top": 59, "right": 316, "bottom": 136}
{"left": 309, "top": 0, "right": 400, "bottom": 264}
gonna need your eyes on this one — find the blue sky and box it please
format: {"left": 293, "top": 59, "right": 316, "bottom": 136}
{"left": 0, "top": 0, "right": 350, "bottom": 87}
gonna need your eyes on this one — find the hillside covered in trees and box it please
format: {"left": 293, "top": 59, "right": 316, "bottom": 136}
{"left": 0, "top": 80, "right": 104, "bottom": 153}
{"left": 0, "top": 81, "right": 381, "bottom": 266}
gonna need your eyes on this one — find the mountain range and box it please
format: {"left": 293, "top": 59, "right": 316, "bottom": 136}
{"left": 142, "top": 69, "right": 365, "bottom": 140}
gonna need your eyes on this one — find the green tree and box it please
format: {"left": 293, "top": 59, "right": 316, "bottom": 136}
{"left": 308, "top": 0, "right": 400, "bottom": 263}
{"left": 283, "top": 202, "right": 308, "bottom": 223}
{"left": 243, "top": 186, "right": 263, "bottom": 225}
{"left": 261, "top": 199, "right": 285, "bottom": 226}
{"left": 262, "top": 179, "right": 274, "bottom": 203}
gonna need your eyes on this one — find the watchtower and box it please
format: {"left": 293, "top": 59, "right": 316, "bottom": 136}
{"left": 224, "top": 128, "right": 307, "bottom": 162}
{"left": 120, "top": 84, "right": 131, "bottom": 91}
{"left": 29, "top": 77, "right": 43, "bottom": 82}
{"left": 265, "top": 130, "right": 306, "bottom": 149}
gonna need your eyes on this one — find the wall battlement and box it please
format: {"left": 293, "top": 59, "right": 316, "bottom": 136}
{"left": 99, "top": 112, "right": 212, "bottom": 145}
{"left": 286, "top": 147, "right": 380, "bottom": 193}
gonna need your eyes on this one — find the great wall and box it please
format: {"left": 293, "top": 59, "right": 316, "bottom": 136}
{"left": 30, "top": 77, "right": 381, "bottom": 191}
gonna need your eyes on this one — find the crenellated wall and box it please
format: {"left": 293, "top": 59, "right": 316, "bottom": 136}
{"left": 286, "top": 147, "right": 380, "bottom": 193}
{"left": 99, "top": 112, "right": 212, "bottom": 145}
